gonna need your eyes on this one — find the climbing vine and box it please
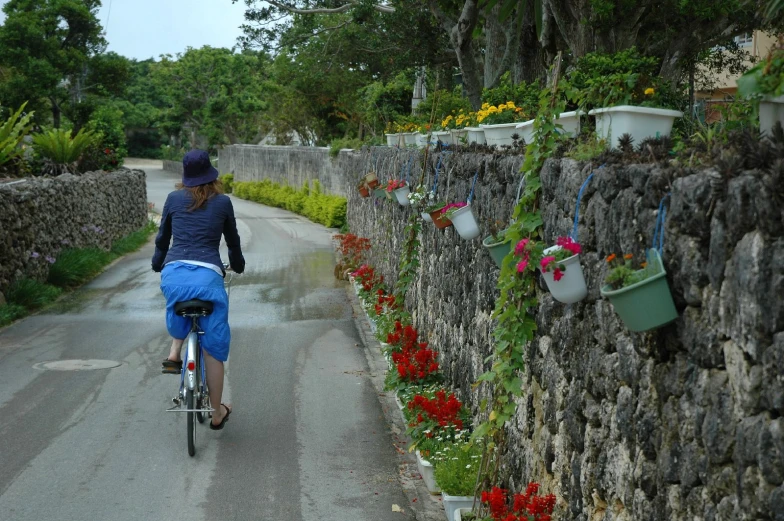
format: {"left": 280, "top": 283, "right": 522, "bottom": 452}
{"left": 393, "top": 211, "right": 422, "bottom": 315}
{"left": 472, "top": 60, "right": 575, "bottom": 493}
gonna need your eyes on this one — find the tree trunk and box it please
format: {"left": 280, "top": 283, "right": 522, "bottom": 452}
{"left": 450, "top": 0, "right": 483, "bottom": 110}
{"left": 51, "top": 99, "right": 61, "bottom": 129}
{"left": 513, "top": 0, "right": 549, "bottom": 84}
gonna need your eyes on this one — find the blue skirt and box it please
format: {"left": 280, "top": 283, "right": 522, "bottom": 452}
{"left": 160, "top": 262, "right": 231, "bottom": 362}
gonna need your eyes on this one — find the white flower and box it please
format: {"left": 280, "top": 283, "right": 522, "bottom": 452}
{"left": 466, "top": 465, "right": 471, "bottom": 469}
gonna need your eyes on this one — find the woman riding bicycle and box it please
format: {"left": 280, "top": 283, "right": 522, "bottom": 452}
{"left": 151, "top": 149, "right": 245, "bottom": 430}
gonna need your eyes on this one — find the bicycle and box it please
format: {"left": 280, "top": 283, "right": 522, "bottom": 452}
{"left": 167, "top": 263, "right": 234, "bottom": 457}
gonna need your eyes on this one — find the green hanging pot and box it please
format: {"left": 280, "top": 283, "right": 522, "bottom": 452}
{"left": 482, "top": 231, "right": 513, "bottom": 268}
{"left": 600, "top": 249, "right": 678, "bottom": 332}
{"left": 372, "top": 188, "right": 387, "bottom": 200}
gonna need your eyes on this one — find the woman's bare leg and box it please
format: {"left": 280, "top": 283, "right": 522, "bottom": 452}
{"left": 205, "top": 352, "right": 230, "bottom": 425}
{"left": 167, "top": 338, "right": 184, "bottom": 362}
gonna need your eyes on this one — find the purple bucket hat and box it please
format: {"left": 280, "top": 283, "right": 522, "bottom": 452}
{"left": 182, "top": 149, "right": 219, "bottom": 187}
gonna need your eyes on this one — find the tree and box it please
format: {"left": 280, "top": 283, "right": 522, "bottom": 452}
{"left": 0, "top": 0, "right": 106, "bottom": 127}
{"left": 152, "top": 47, "right": 270, "bottom": 148}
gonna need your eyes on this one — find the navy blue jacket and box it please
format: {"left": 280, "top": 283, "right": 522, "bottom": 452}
{"left": 151, "top": 190, "right": 245, "bottom": 275}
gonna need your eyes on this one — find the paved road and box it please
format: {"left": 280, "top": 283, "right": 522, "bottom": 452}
{"left": 0, "top": 165, "right": 416, "bottom": 521}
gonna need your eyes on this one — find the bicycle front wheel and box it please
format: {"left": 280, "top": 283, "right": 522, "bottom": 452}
{"left": 187, "top": 389, "right": 196, "bottom": 457}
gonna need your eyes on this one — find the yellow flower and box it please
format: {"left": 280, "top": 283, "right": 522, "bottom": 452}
{"left": 506, "top": 101, "right": 516, "bottom": 108}
{"left": 644, "top": 88, "right": 655, "bottom": 96}
{"left": 481, "top": 103, "right": 490, "bottom": 109}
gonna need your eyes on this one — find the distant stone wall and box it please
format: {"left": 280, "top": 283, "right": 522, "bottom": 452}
{"left": 162, "top": 160, "right": 183, "bottom": 174}
{"left": 345, "top": 149, "right": 784, "bottom": 521}
{"left": 0, "top": 170, "right": 148, "bottom": 293}
{"left": 218, "top": 145, "right": 358, "bottom": 197}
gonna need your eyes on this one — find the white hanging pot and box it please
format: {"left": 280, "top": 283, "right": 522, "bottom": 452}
{"left": 540, "top": 245, "right": 588, "bottom": 304}
{"left": 393, "top": 184, "right": 411, "bottom": 206}
{"left": 450, "top": 204, "right": 480, "bottom": 240}
{"left": 421, "top": 211, "right": 432, "bottom": 222}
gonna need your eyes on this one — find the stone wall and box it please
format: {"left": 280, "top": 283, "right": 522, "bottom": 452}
{"left": 162, "top": 160, "right": 183, "bottom": 174}
{"left": 218, "top": 145, "right": 359, "bottom": 197}
{"left": 222, "top": 143, "right": 782, "bottom": 520}
{"left": 0, "top": 169, "right": 149, "bottom": 293}
{"left": 344, "top": 150, "right": 783, "bottom": 521}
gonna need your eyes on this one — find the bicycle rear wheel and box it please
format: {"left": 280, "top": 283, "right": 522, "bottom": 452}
{"left": 187, "top": 389, "right": 196, "bottom": 457}
{"left": 197, "top": 393, "right": 210, "bottom": 424}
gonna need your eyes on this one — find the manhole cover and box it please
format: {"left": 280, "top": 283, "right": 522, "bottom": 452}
{"left": 33, "top": 359, "right": 122, "bottom": 371}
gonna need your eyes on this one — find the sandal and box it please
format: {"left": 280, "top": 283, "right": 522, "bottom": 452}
{"left": 161, "top": 359, "right": 182, "bottom": 374}
{"left": 210, "top": 404, "right": 232, "bottom": 430}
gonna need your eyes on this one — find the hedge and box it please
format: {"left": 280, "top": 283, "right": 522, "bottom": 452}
{"left": 232, "top": 179, "right": 347, "bottom": 229}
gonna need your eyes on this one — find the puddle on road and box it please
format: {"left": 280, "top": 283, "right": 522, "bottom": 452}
{"left": 231, "top": 251, "right": 349, "bottom": 322}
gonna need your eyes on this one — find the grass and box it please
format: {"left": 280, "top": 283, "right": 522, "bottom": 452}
{"left": 0, "top": 220, "right": 157, "bottom": 327}
{"left": 6, "top": 278, "right": 62, "bottom": 310}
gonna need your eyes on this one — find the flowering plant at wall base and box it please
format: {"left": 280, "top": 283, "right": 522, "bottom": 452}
{"left": 406, "top": 390, "right": 468, "bottom": 450}
{"left": 431, "top": 439, "right": 484, "bottom": 497}
{"left": 478, "top": 483, "right": 556, "bottom": 521}
{"left": 352, "top": 264, "right": 386, "bottom": 301}
{"left": 333, "top": 234, "right": 371, "bottom": 279}
{"left": 387, "top": 325, "right": 440, "bottom": 389}
{"left": 603, "top": 253, "right": 654, "bottom": 290}
{"left": 386, "top": 179, "right": 407, "bottom": 193}
{"left": 442, "top": 202, "right": 468, "bottom": 220}
{"left": 539, "top": 236, "right": 581, "bottom": 281}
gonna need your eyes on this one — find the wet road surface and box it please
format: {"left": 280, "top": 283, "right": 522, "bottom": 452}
{"left": 0, "top": 164, "right": 415, "bottom": 521}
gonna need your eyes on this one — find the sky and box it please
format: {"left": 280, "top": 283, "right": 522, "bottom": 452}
{"left": 0, "top": 0, "right": 249, "bottom": 60}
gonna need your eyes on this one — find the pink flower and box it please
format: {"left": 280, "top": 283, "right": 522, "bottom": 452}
{"left": 556, "top": 236, "right": 581, "bottom": 255}
{"left": 540, "top": 256, "right": 556, "bottom": 272}
{"left": 440, "top": 202, "right": 467, "bottom": 214}
{"left": 516, "top": 259, "right": 528, "bottom": 273}
{"left": 514, "top": 239, "right": 530, "bottom": 256}
{"left": 553, "top": 268, "right": 564, "bottom": 281}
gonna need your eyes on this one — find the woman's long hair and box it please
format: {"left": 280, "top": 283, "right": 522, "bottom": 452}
{"left": 175, "top": 179, "right": 224, "bottom": 211}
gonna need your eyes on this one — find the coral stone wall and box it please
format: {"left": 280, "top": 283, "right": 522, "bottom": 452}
{"left": 220, "top": 143, "right": 783, "bottom": 521}
{"left": 0, "top": 170, "right": 149, "bottom": 293}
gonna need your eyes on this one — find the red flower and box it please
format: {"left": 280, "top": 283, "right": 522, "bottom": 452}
{"left": 553, "top": 268, "right": 564, "bottom": 281}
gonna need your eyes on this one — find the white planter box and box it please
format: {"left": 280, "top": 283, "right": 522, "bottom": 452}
{"left": 760, "top": 95, "right": 784, "bottom": 138}
{"left": 431, "top": 131, "right": 454, "bottom": 145}
{"left": 479, "top": 122, "right": 521, "bottom": 147}
{"left": 416, "top": 451, "right": 441, "bottom": 494}
{"left": 541, "top": 246, "right": 588, "bottom": 304}
{"left": 454, "top": 508, "right": 472, "bottom": 521}
{"left": 588, "top": 105, "right": 682, "bottom": 149}
{"left": 465, "top": 127, "right": 486, "bottom": 145}
{"left": 443, "top": 495, "right": 475, "bottom": 521}
{"left": 517, "top": 110, "right": 582, "bottom": 142}
{"left": 449, "top": 204, "right": 480, "bottom": 240}
{"left": 402, "top": 132, "right": 418, "bottom": 146}
{"left": 393, "top": 185, "right": 411, "bottom": 206}
{"left": 415, "top": 132, "right": 431, "bottom": 148}
{"left": 450, "top": 129, "right": 468, "bottom": 144}
{"left": 385, "top": 133, "right": 400, "bottom": 146}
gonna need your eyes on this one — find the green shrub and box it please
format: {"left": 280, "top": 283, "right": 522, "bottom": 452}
{"left": 219, "top": 173, "right": 234, "bottom": 193}
{"left": 0, "top": 102, "right": 35, "bottom": 175}
{"left": 328, "top": 137, "right": 364, "bottom": 157}
{"left": 233, "top": 178, "right": 347, "bottom": 228}
{"left": 0, "top": 303, "right": 26, "bottom": 327}
{"left": 32, "top": 128, "right": 98, "bottom": 175}
{"left": 6, "top": 278, "right": 62, "bottom": 310}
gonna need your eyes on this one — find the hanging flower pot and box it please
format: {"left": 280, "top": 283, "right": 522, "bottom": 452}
{"left": 482, "top": 231, "right": 513, "bottom": 268}
{"left": 358, "top": 183, "right": 370, "bottom": 198}
{"left": 393, "top": 184, "right": 411, "bottom": 206}
{"left": 421, "top": 212, "right": 432, "bottom": 222}
{"left": 427, "top": 204, "right": 452, "bottom": 229}
{"left": 372, "top": 187, "right": 387, "bottom": 200}
{"left": 363, "top": 172, "right": 379, "bottom": 189}
{"left": 600, "top": 249, "right": 678, "bottom": 332}
{"left": 539, "top": 238, "right": 588, "bottom": 304}
{"left": 445, "top": 203, "right": 480, "bottom": 240}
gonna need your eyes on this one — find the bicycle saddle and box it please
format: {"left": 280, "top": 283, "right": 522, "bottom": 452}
{"left": 174, "top": 299, "right": 214, "bottom": 316}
